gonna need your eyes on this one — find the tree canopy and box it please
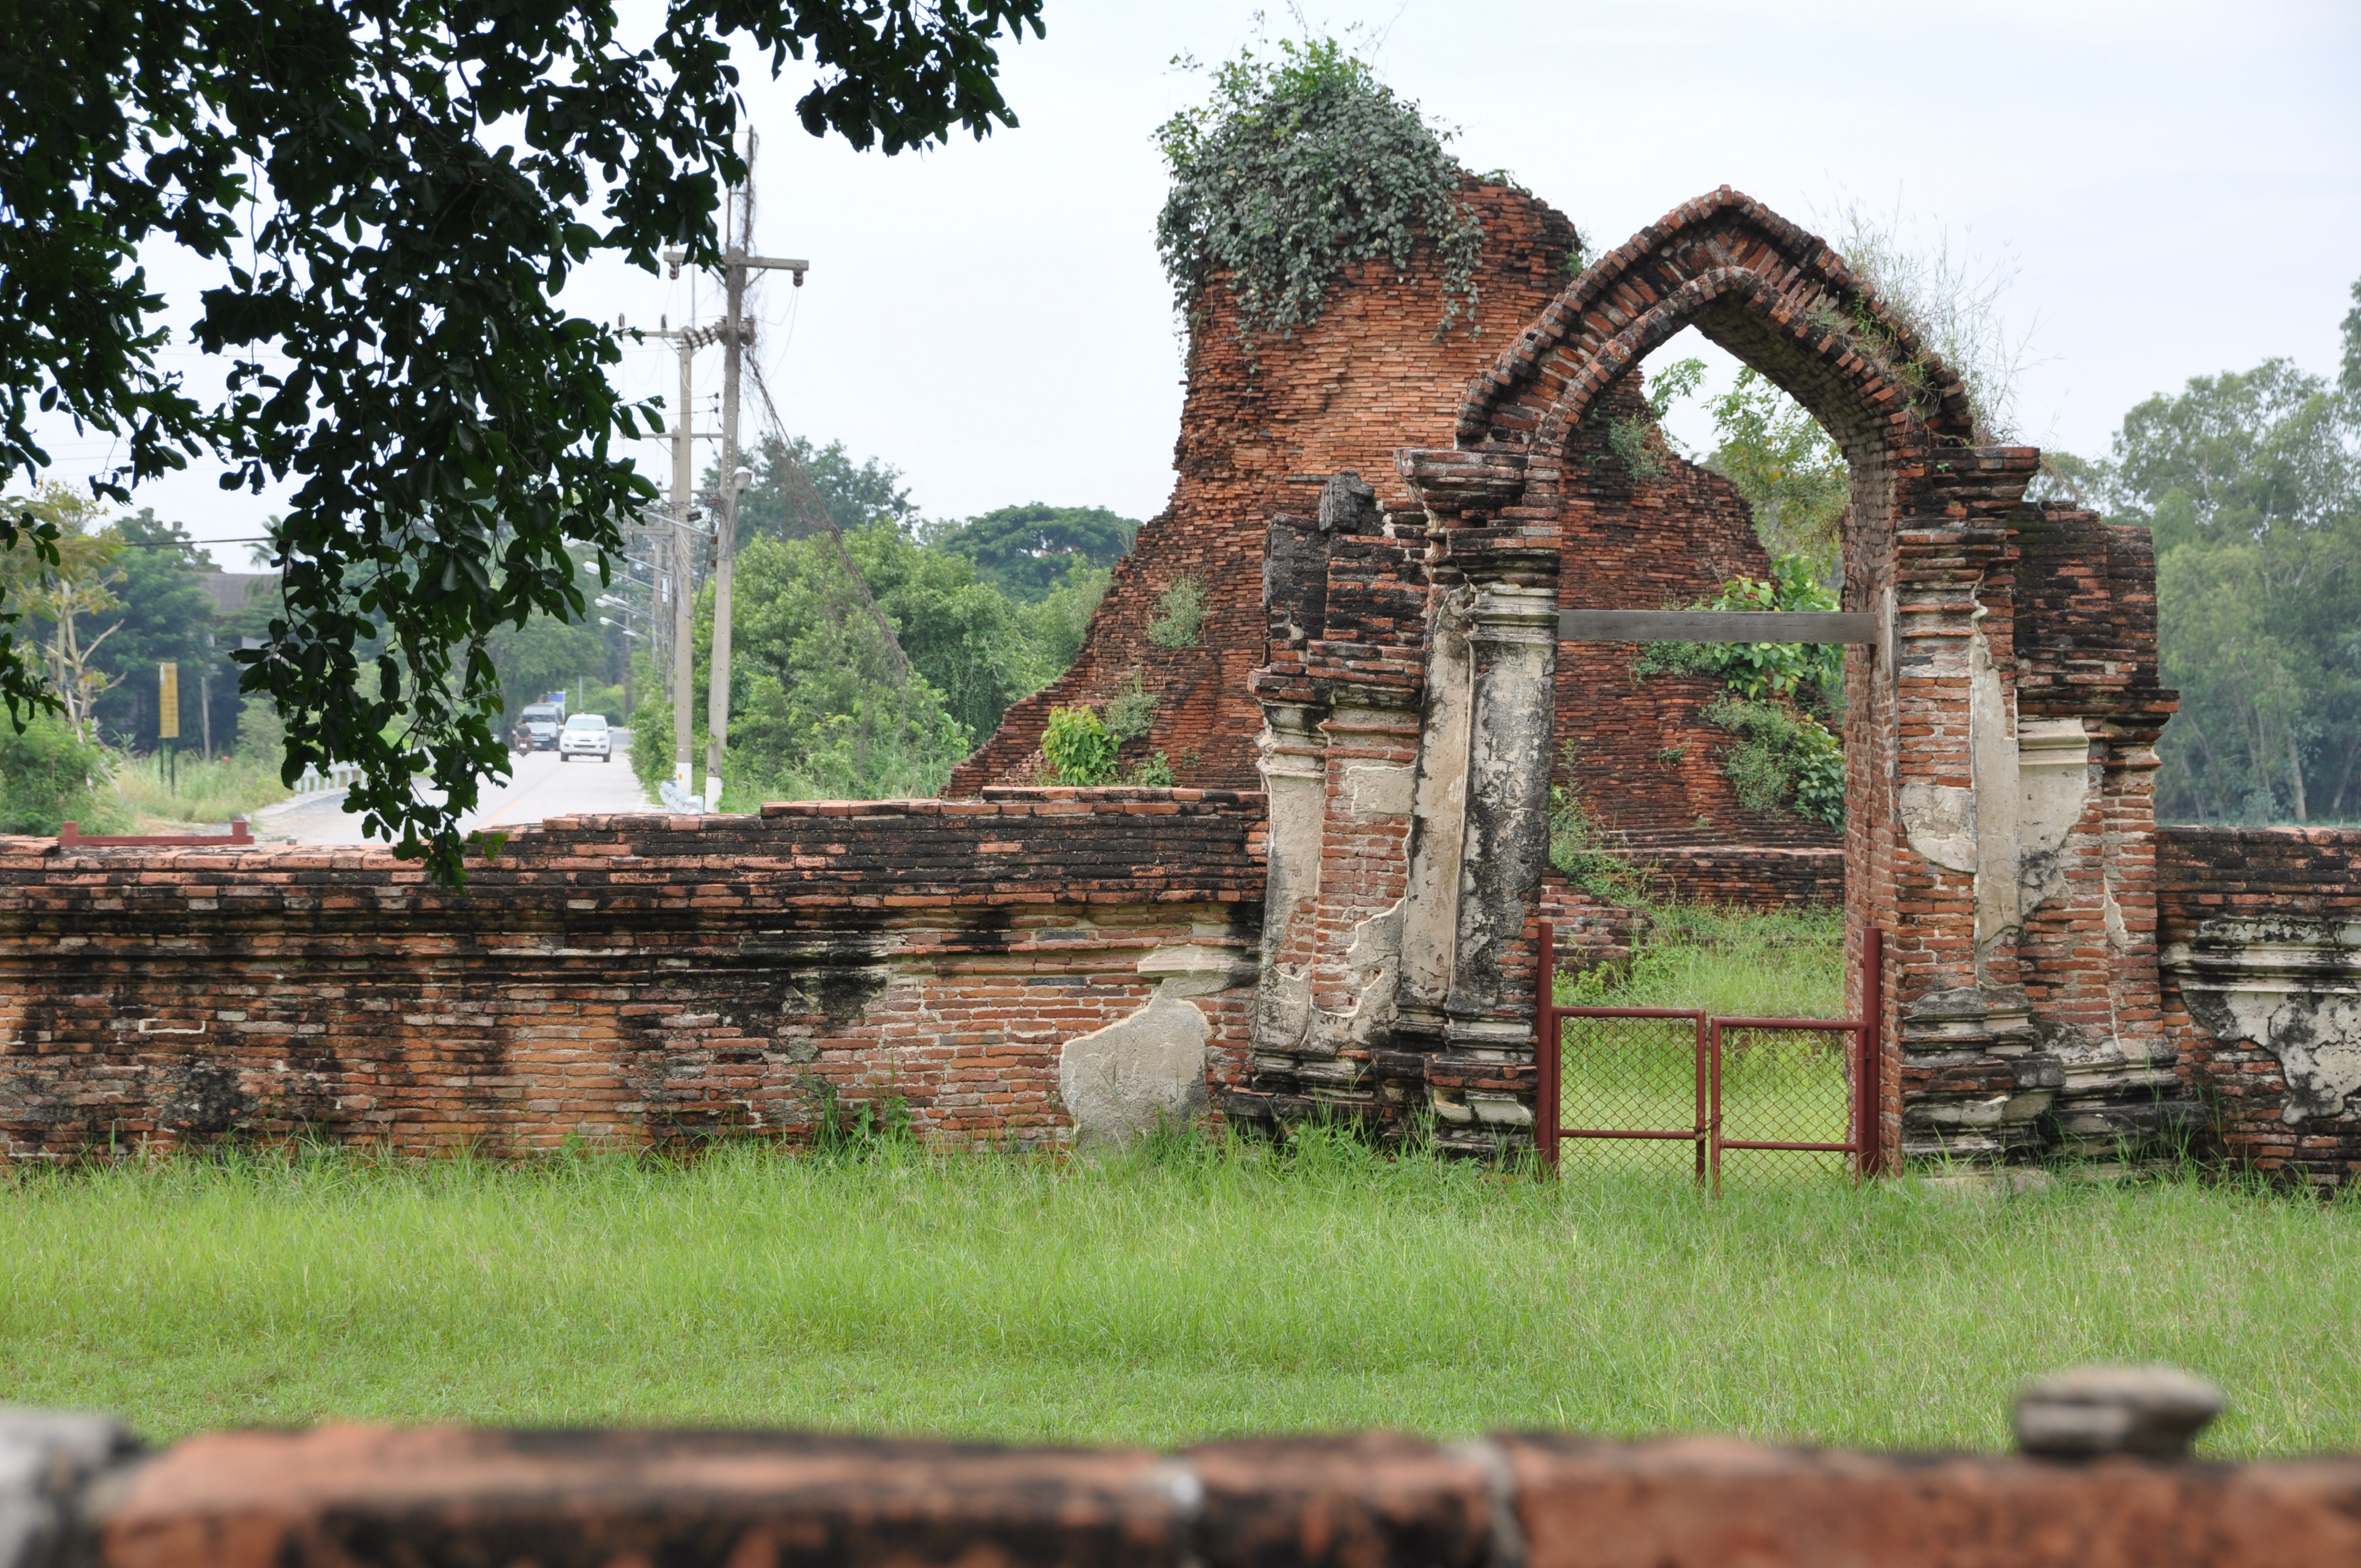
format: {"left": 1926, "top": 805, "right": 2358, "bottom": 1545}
{"left": 3, "top": 0, "right": 1045, "bottom": 878}
{"left": 926, "top": 503, "right": 1136, "bottom": 602}
{"left": 2063, "top": 284, "right": 2361, "bottom": 824}
{"left": 718, "top": 434, "right": 921, "bottom": 546}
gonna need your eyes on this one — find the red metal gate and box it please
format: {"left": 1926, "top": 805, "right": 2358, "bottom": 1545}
{"left": 1534, "top": 924, "right": 1883, "bottom": 1186}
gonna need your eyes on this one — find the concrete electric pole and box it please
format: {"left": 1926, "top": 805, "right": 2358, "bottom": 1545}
{"left": 643, "top": 310, "right": 725, "bottom": 808}
{"left": 701, "top": 157, "right": 807, "bottom": 813}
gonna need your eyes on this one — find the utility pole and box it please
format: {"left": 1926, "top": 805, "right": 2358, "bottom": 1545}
{"left": 703, "top": 141, "right": 807, "bottom": 812}
{"left": 643, "top": 307, "right": 725, "bottom": 809}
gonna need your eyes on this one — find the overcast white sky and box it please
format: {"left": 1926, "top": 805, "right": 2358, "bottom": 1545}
{"left": 29, "top": 0, "right": 2361, "bottom": 563}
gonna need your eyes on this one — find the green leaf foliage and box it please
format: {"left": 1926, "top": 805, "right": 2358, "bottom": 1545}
{"left": 2064, "top": 292, "right": 2361, "bottom": 823}
{"left": 1146, "top": 575, "right": 1208, "bottom": 649}
{"left": 721, "top": 434, "right": 921, "bottom": 548}
{"left": 1041, "top": 705, "right": 1118, "bottom": 787}
{"left": 2, "top": 0, "right": 1047, "bottom": 880}
{"left": 926, "top": 504, "right": 1138, "bottom": 602}
{"left": 1702, "top": 698, "right": 1845, "bottom": 829}
{"left": 1156, "top": 34, "right": 1486, "bottom": 356}
{"left": 84, "top": 510, "right": 221, "bottom": 752}
{"left": 1631, "top": 558, "right": 1846, "bottom": 828}
{"left": 1633, "top": 558, "right": 1842, "bottom": 707}
{"left": 0, "top": 711, "right": 115, "bottom": 834}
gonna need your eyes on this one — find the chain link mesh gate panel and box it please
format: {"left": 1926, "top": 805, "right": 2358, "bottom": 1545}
{"left": 1536, "top": 924, "right": 1884, "bottom": 1186}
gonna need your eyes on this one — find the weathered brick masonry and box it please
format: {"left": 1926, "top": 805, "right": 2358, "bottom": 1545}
{"left": 14, "top": 1416, "right": 2361, "bottom": 1568}
{"left": 0, "top": 792, "right": 1264, "bottom": 1159}
{"left": 2159, "top": 825, "right": 2361, "bottom": 1187}
{"left": 946, "top": 183, "right": 1843, "bottom": 910}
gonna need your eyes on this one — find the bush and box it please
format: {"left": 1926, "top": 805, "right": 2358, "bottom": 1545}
{"left": 1548, "top": 743, "right": 1651, "bottom": 903}
{"left": 1146, "top": 576, "right": 1207, "bottom": 649}
{"left": 1704, "top": 698, "right": 1844, "bottom": 827}
{"left": 232, "top": 693, "right": 284, "bottom": 769}
{"left": 1102, "top": 676, "right": 1157, "bottom": 743}
{"left": 1041, "top": 706, "right": 1119, "bottom": 786}
{"left": 629, "top": 697, "right": 681, "bottom": 798}
{"left": 0, "top": 714, "right": 116, "bottom": 834}
{"left": 1156, "top": 35, "right": 1483, "bottom": 353}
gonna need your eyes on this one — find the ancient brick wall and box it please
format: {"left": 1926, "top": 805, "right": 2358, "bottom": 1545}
{"left": 19, "top": 1412, "right": 2361, "bottom": 1568}
{"left": 0, "top": 793, "right": 1264, "bottom": 1161}
{"left": 945, "top": 189, "right": 1842, "bottom": 907}
{"left": 2159, "top": 825, "right": 2361, "bottom": 1187}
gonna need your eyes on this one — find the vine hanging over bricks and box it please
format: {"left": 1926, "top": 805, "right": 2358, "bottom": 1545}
{"left": 1155, "top": 35, "right": 1484, "bottom": 361}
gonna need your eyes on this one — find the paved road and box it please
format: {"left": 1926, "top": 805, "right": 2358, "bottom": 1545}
{"left": 253, "top": 731, "right": 652, "bottom": 846}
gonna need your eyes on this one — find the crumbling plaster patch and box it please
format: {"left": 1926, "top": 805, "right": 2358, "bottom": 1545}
{"left": 1900, "top": 783, "right": 1978, "bottom": 875}
{"left": 1897, "top": 688, "right": 2093, "bottom": 951}
{"left": 1396, "top": 588, "right": 1474, "bottom": 1024}
{"left": 1968, "top": 623, "right": 2023, "bottom": 953}
{"left": 1313, "top": 900, "right": 1403, "bottom": 1054}
{"left": 1060, "top": 945, "right": 1255, "bottom": 1147}
{"left": 2167, "top": 918, "right": 2361, "bottom": 1126}
{"left": 1345, "top": 763, "right": 1415, "bottom": 819}
{"left": 2016, "top": 719, "right": 2096, "bottom": 912}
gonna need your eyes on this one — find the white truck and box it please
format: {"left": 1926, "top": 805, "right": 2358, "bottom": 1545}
{"left": 510, "top": 693, "right": 568, "bottom": 753}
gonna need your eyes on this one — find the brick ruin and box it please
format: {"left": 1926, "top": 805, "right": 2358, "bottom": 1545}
{"left": 2, "top": 188, "right": 2358, "bottom": 1181}
{"left": 0, "top": 796, "right": 1264, "bottom": 1157}
{"left": 944, "top": 180, "right": 1840, "bottom": 910}
{"left": 9, "top": 1406, "right": 2361, "bottom": 1568}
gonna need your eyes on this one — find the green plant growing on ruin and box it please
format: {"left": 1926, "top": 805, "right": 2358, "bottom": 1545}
{"left": 1041, "top": 705, "right": 1119, "bottom": 786}
{"left": 1702, "top": 698, "right": 1844, "bottom": 828}
{"left": 1803, "top": 200, "right": 2038, "bottom": 445}
{"left": 1633, "top": 559, "right": 1846, "bottom": 827}
{"left": 1102, "top": 673, "right": 1158, "bottom": 742}
{"left": 1146, "top": 576, "right": 1208, "bottom": 649}
{"left": 1127, "top": 752, "right": 1176, "bottom": 788}
{"left": 1156, "top": 32, "right": 1487, "bottom": 358}
{"left": 1606, "top": 358, "right": 1706, "bottom": 484}
{"left": 1548, "top": 743, "right": 1652, "bottom": 903}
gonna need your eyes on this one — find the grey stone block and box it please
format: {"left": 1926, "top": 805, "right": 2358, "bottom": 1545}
{"left": 1, "top": 1409, "right": 138, "bottom": 1568}
{"left": 2014, "top": 1365, "right": 2223, "bottom": 1458}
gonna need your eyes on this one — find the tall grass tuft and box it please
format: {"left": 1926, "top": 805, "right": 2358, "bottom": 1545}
{"left": 105, "top": 750, "right": 291, "bottom": 830}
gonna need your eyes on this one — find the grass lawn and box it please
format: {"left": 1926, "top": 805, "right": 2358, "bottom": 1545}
{"left": 4, "top": 1141, "right": 2357, "bottom": 1457}
{"left": 6, "top": 906, "right": 2354, "bottom": 1457}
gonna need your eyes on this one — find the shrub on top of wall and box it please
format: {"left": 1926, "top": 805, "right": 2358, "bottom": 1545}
{"left": 1155, "top": 34, "right": 1486, "bottom": 357}
{"left": 1042, "top": 706, "right": 1119, "bottom": 786}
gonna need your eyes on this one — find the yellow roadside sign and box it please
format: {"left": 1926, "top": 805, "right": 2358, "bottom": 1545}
{"left": 158, "top": 662, "right": 179, "bottom": 740}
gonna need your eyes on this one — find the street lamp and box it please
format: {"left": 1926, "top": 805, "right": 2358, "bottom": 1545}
{"left": 599, "top": 617, "right": 645, "bottom": 641}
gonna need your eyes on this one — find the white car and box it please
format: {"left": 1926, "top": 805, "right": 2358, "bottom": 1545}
{"left": 558, "top": 712, "right": 612, "bottom": 763}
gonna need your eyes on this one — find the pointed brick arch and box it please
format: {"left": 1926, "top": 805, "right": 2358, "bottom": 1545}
{"left": 1456, "top": 187, "right": 1976, "bottom": 470}
{"left": 1365, "top": 188, "right": 2186, "bottom": 1168}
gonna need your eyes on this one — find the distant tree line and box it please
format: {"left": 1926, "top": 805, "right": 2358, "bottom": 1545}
{"left": 0, "top": 436, "right": 1138, "bottom": 825}
{"left": 2033, "top": 278, "right": 2361, "bottom": 824}
{"left": 629, "top": 436, "right": 1135, "bottom": 804}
